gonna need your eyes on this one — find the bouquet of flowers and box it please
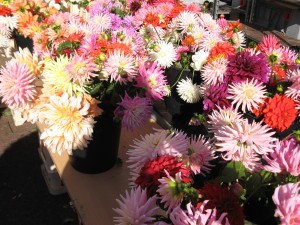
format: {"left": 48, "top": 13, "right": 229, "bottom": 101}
{"left": 113, "top": 5, "right": 300, "bottom": 224}
{"left": 0, "top": 0, "right": 169, "bottom": 155}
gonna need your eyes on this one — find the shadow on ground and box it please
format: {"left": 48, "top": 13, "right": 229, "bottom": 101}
{"left": 0, "top": 131, "right": 79, "bottom": 225}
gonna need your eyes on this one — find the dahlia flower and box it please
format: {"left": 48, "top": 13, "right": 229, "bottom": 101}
{"left": 202, "top": 83, "right": 231, "bottom": 113}
{"left": 187, "top": 135, "right": 215, "bottom": 175}
{"left": 226, "top": 51, "right": 270, "bottom": 84}
{"left": 190, "top": 50, "right": 209, "bottom": 71}
{"left": 42, "top": 55, "right": 83, "bottom": 95}
{"left": 227, "top": 78, "right": 267, "bottom": 113}
{"left": 114, "top": 93, "right": 153, "bottom": 131}
{"left": 264, "top": 137, "right": 300, "bottom": 176}
{"left": 262, "top": 94, "right": 298, "bottom": 132}
{"left": 135, "top": 155, "right": 191, "bottom": 197}
{"left": 198, "top": 183, "right": 244, "bottom": 225}
{"left": 135, "top": 62, "right": 169, "bottom": 100}
{"left": 127, "top": 129, "right": 188, "bottom": 182}
{"left": 157, "top": 171, "right": 186, "bottom": 214}
{"left": 149, "top": 41, "right": 176, "bottom": 68}
{"left": 170, "top": 201, "right": 230, "bottom": 225}
{"left": 65, "top": 53, "right": 98, "bottom": 86}
{"left": 176, "top": 78, "right": 202, "bottom": 103}
{"left": 113, "top": 186, "right": 159, "bottom": 225}
{"left": 214, "top": 119, "right": 276, "bottom": 167}
{"left": 102, "top": 50, "right": 138, "bottom": 84}
{"left": 39, "top": 93, "right": 96, "bottom": 155}
{"left": 0, "top": 60, "right": 37, "bottom": 108}
{"left": 286, "top": 69, "right": 300, "bottom": 99}
{"left": 272, "top": 182, "right": 300, "bottom": 225}
{"left": 201, "top": 57, "right": 228, "bottom": 85}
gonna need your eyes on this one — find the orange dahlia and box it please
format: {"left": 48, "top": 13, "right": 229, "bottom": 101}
{"left": 262, "top": 94, "right": 298, "bottom": 132}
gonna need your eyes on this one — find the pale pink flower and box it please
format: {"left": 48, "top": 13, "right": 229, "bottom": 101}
{"left": 286, "top": 69, "right": 300, "bottom": 99}
{"left": 65, "top": 53, "right": 98, "bottom": 86}
{"left": 113, "top": 186, "right": 158, "bottom": 225}
{"left": 135, "top": 62, "right": 169, "bottom": 100}
{"left": 170, "top": 201, "right": 229, "bottom": 225}
{"left": 214, "top": 119, "right": 276, "bottom": 169}
{"left": 157, "top": 171, "right": 184, "bottom": 214}
{"left": 198, "top": 31, "right": 222, "bottom": 52}
{"left": 264, "top": 137, "right": 300, "bottom": 176}
{"left": 207, "top": 106, "right": 242, "bottom": 136}
{"left": 114, "top": 93, "right": 152, "bottom": 131}
{"left": 227, "top": 78, "right": 267, "bottom": 113}
{"left": 176, "top": 11, "right": 199, "bottom": 32}
{"left": 187, "top": 135, "right": 215, "bottom": 175}
{"left": 272, "top": 182, "right": 300, "bottom": 225}
{"left": 0, "top": 60, "right": 37, "bottom": 108}
{"left": 39, "top": 93, "right": 95, "bottom": 155}
{"left": 103, "top": 50, "right": 138, "bottom": 84}
{"left": 127, "top": 129, "right": 188, "bottom": 182}
{"left": 201, "top": 57, "right": 228, "bottom": 85}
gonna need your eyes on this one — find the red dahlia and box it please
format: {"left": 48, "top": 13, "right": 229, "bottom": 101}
{"left": 197, "top": 183, "right": 245, "bottom": 225}
{"left": 135, "top": 155, "right": 191, "bottom": 197}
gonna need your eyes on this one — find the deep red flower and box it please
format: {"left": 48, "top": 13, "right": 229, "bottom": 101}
{"left": 197, "top": 183, "right": 245, "bottom": 225}
{"left": 135, "top": 155, "right": 191, "bottom": 197}
{"left": 262, "top": 94, "right": 298, "bottom": 132}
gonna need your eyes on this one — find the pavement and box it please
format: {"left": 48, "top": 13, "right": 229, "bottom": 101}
{"left": 0, "top": 106, "right": 79, "bottom": 225}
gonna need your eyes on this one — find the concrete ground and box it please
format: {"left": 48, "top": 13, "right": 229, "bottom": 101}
{"left": 0, "top": 105, "right": 79, "bottom": 225}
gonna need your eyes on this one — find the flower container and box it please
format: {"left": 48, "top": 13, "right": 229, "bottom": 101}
{"left": 68, "top": 110, "right": 122, "bottom": 174}
{"left": 164, "top": 65, "right": 207, "bottom": 137}
{"left": 13, "top": 34, "right": 33, "bottom": 53}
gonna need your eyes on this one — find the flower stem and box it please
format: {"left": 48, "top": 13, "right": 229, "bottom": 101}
{"left": 170, "top": 64, "right": 188, "bottom": 89}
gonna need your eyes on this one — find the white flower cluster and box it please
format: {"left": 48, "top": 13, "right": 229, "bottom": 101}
{"left": 0, "top": 15, "right": 17, "bottom": 48}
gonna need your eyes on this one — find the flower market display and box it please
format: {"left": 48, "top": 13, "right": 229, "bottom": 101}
{"left": 112, "top": 1, "right": 300, "bottom": 225}
{"left": 1, "top": 0, "right": 300, "bottom": 224}
{"left": 0, "top": 0, "right": 170, "bottom": 156}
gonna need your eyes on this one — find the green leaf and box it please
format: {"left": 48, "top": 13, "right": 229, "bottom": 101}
{"left": 245, "top": 173, "right": 262, "bottom": 195}
{"left": 215, "top": 161, "right": 246, "bottom": 183}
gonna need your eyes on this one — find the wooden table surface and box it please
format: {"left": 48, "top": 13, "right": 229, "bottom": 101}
{"left": 47, "top": 119, "right": 161, "bottom": 225}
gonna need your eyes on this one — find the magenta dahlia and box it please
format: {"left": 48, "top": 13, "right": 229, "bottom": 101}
{"left": 226, "top": 51, "right": 270, "bottom": 84}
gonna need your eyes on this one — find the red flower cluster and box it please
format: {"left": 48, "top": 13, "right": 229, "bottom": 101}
{"left": 135, "top": 155, "right": 191, "bottom": 197}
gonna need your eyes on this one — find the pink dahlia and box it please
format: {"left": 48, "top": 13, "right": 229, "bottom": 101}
{"left": 272, "top": 182, "right": 300, "bottom": 225}
{"left": 187, "top": 135, "right": 215, "bottom": 175}
{"left": 113, "top": 186, "right": 158, "bottom": 225}
{"left": 157, "top": 171, "right": 185, "bottom": 214}
{"left": 135, "top": 61, "right": 169, "bottom": 100}
{"left": 264, "top": 137, "right": 300, "bottom": 176}
{"left": 170, "top": 201, "right": 229, "bottom": 225}
{"left": 0, "top": 60, "right": 36, "bottom": 108}
{"left": 226, "top": 51, "right": 270, "bottom": 84}
{"left": 65, "top": 53, "right": 98, "bottom": 86}
{"left": 214, "top": 119, "right": 276, "bottom": 170}
{"left": 135, "top": 155, "right": 191, "bottom": 197}
{"left": 258, "top": 34, "right": 281, "bottom": 53}
{"left": 103, "top": 50, "right": 138, "bottom": 84}
{"left": 114, "top": 93, "right": 153, "bottom": 131}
